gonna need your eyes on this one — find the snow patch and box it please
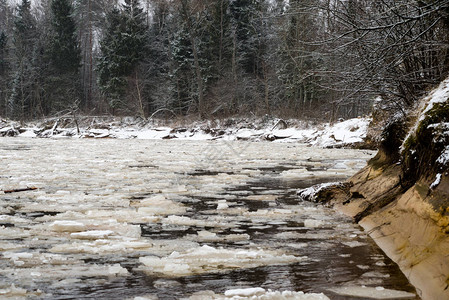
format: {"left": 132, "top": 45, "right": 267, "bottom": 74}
{"left": 2, "top": 117, "right": 371, "bottom": 148}
{"left": 437, "top": 146, "right": 449, "bottom": 166}
{"left": 430, "top": 173, "right": 442, "bottom": 189}
{"left": 297, "top": 182, "right": 342, "bottom": 202}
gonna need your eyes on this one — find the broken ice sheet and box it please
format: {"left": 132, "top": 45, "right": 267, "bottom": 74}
{"left": 0, "top": 284, "right": 43, "bottom": 298}
{"left": 328, "top": 286, "right": 416, "bottom": 299}
{"left": 184, "top": 288, "right": 330, "bottom": 300}
{"left": 0, "top": 263, "right": 129, "bottom": 286}
{"left": 49, "top": 238, "right": 153, "bottom": 254}
{"left": 138, "top": 245, "right": 306, "bottom": 277}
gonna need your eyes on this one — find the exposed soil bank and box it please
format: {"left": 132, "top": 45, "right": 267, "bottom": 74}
{"left": 335, "top": 164, "right": 449, "bottom": 300}
{"left": 329, "top": 79, "right": 449, "bottom": 300}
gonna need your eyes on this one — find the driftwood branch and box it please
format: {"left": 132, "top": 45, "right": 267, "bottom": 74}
{"left": 3, "top": 187, "right": 38, "bottom": 194}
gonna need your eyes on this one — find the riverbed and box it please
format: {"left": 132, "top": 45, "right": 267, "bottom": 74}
{"left": 0, "top": 138, "right": 419, "bottom": 299}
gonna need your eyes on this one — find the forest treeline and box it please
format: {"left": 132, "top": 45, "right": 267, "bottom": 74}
{"left": 0, "top": 0, "right": 449, "bottom": 121}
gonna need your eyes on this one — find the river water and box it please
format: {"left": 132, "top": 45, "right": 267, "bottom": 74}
{"left": 0, "top": 138, "right": 419, "bottom": 299}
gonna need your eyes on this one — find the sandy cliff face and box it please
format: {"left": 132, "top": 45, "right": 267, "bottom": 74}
{"left": 336, "top": 165, "right": 449, "bottom": 300}
{"left": 334, "top": 79, "right": 449, "bottom": 300}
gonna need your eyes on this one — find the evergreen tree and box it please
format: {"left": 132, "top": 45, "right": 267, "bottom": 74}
{"left": 201, "top": 0, "right": 232, "bottom": 82}
{"left": 229, "top": 0, "right": 262, "bottom": 75}
{"left": 97, "top": 0, "right": 147, "bottom": 112}
{"left": 49, "top": 0, "right": 80, "bottom": 74}
{"left": 0, "top": 32, "right": 7, "bottom": 70}
{"left": 140, "top": 0, "right": 172, "bottom": 115}
{"left": 44, "top": 0, "right": 81, "bottom": 113}
{"left": 0, "top": 30, "right": 8, "bottom": 116}
{"left": 8, "top": 0, "right": 36, "bottom": 120}
{"left": 170, "top": 26, "right": 194, "bottom": 114}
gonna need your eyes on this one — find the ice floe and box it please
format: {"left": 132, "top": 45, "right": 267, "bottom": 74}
{"left": 328, "top": 286, "right": 416, "bottom": 299}
{"left": 138, "top": 245, "right": 306, "bottom": 277}
{"left": 186, "top": 288, "right": 330, "bottom": 300}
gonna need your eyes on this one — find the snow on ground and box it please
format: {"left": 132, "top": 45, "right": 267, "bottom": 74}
{"left": 1, "top": 116, "right": 371, "bottom": 148}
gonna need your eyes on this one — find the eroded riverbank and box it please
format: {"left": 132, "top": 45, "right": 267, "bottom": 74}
{"left": 0, "top": 138, "right": 418, "bottom": 299}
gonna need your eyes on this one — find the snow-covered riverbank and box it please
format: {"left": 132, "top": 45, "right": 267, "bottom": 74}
{"left": 0, "top": 116, "right": 372, "bottom": 148}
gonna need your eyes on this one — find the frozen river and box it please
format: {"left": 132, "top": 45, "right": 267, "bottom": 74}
{"left": 0, "top": 138, "right": 418, "bottom": 299}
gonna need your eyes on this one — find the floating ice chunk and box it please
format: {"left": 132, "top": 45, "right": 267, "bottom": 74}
{"left": 108, "top": 264, "right": 129, "bottom": 276}
{"left": 137, "top": 195, "right": 186, "bottom": 215}
{"left": 133, "top": 296, "right": 158, "bottom": 300}
{"left": 197, "top": 231, "right": 217, "bottom": 238}
{"left": 304, "top": 219, "right": 325, "bottom": 228}
{"left": 0, "top": 284, "right": 28, "bottom": 296}
{"left": 188, "top": 289, "right": 330, "bottom": 299}
{"left": 49, "top": 220, "right": 86, "bottom": 232}
{"left": 361, "top": 271, "right": 390, "bottom": 278}
{"left": 224, "top": 287, "right": 266, "bottom": 297}
{"left": 342, "top": 241, "right": 367, "bottom": 248}
{"left": 50, "top": 239, "right": 152, "bottom": 254}
{"left": 1, "top": 264, "right": 129, "bottom": 282}
{"left": 190, "top": 231, "right": 249, "bottom": 243}
{"left": 328, "top": 286, "right": 416, "bottom": 299}
{"left": 163, "top": 215, "right": 207, "bottom": 227}
{"left": 0, "top": 214, "right": 30, "bottom": 224}
{"left": 357, "top": 265, "right": 370, "bottom": 270}
{"left": 139, "top": 245, "right": 306, "bottom": 277}
{"left": 217, "top": 200, "right": 229, "bottom": 210}
{"left": 71, "top": 230, "right": 115, "bottom": 240}
{"left": 0, "top": 242, "right": 23, "bottom": 251}
{"left": 3, "top": 252, "right": 33, "bottom": 260}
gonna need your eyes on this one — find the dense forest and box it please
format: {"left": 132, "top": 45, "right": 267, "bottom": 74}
{"left": 0, "top": 0, "right": 449, "bottom": 121}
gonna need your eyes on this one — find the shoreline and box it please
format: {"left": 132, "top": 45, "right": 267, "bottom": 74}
{"left": 0, "top": 116, "right": 373, "bottom": 149}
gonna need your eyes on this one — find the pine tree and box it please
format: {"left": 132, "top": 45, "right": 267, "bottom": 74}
{"left": 170, "top": 26, "right": 194, "bottom": 113}
{"left": 0, "top": 32, "right": 7, "bottom": 70}
{"left": 97, "top": 0, "right": 147, "bottom": 112}
{"left": 229, "top": 0, "right": 262, "bottom": 75}
{"left": 201, "top": 0, "right": 232, "bottom": 82}
{"left": 49, "top": 0, "right": 80, "bottom": 74}
{"left": 140, "top": 0, "right": 172, "bottom": 115}
{"left": 44, "top": 0, "right": 81, "bottom": 113}
{"left": 0, "top": 30, "right": 8, "bottom": 116}
{"left": 8, "top": 0, "right": 36, "bottom": 120}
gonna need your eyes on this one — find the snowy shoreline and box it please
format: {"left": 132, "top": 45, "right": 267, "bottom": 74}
{"left": 0, "top": 116, "right": 372, "bottom": 149}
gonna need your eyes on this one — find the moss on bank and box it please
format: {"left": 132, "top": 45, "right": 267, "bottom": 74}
{"left": 402, "top": 101, "right": 449, "bottom": 188}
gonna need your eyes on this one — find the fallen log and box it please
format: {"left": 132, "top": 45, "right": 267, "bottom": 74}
{"left": 3, "top": 187, "right": 38, "bottom": 193}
